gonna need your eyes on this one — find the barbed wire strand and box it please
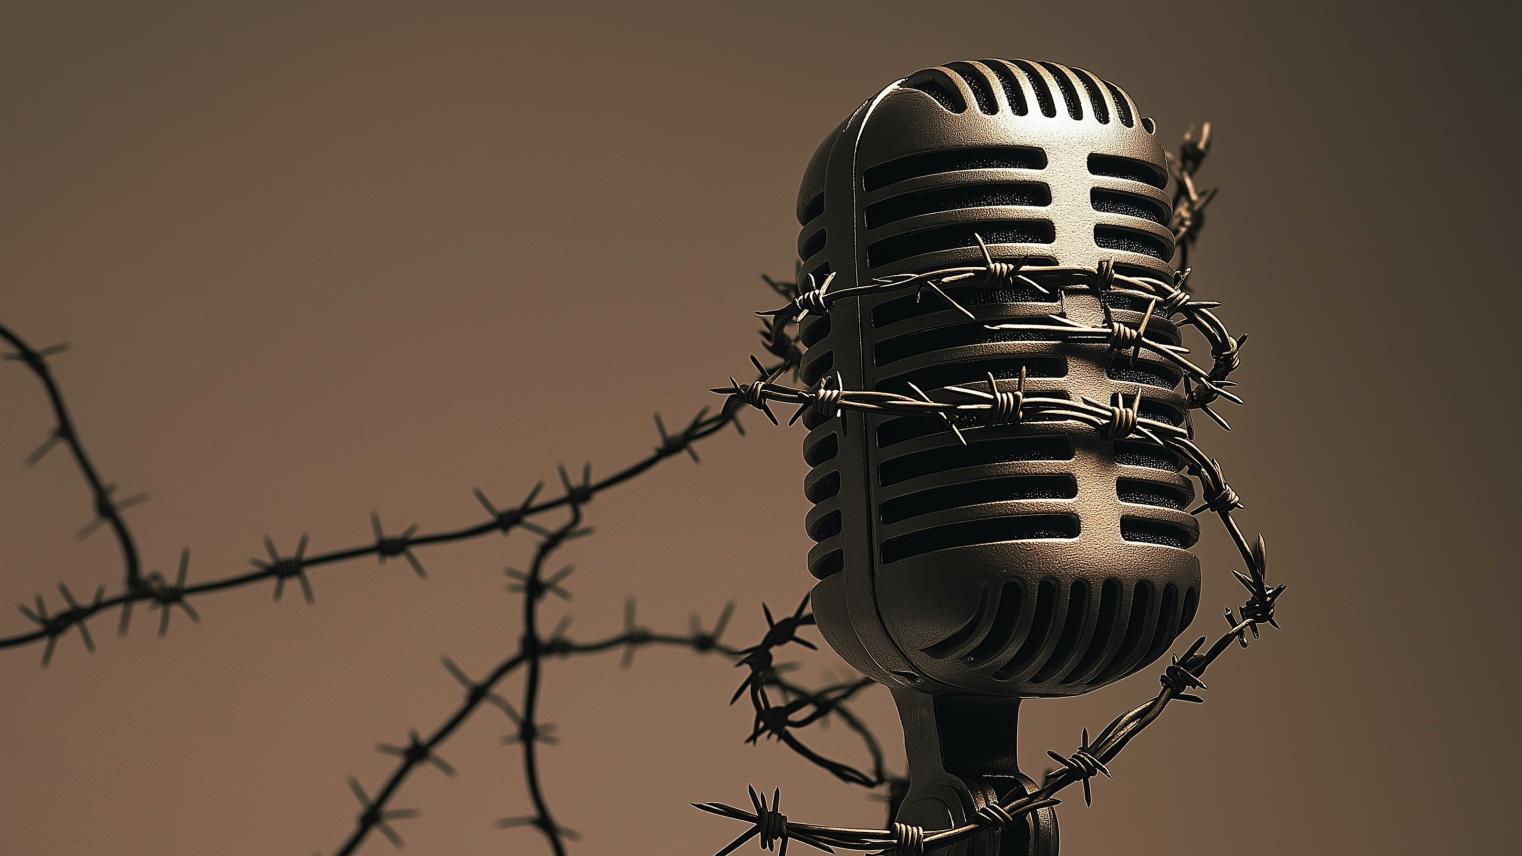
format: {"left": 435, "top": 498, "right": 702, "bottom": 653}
{"left": 0, "top": 322, "right": 145, "bottom": 589}
{"left": 695, "top": 124, "right": 1284, "bottom": 854}
{"left": 0, "top": 365, "right": 786, "bottom": 661}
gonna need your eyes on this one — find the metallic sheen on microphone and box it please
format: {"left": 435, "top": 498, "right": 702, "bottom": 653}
{"left": 795, "top": 59, "right": 1202, "bottom": 855}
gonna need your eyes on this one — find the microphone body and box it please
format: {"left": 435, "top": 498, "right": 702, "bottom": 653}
{"left": 794, "top": 60, "right": 1202, "bottom": 854}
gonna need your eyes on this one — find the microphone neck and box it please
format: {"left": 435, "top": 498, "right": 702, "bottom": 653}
{"left": 895, "top": 690, "right": 1024, "bottom": 782}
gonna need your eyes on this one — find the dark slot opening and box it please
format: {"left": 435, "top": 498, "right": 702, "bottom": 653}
{"left": 1116, "top": 478, "right": 1189, "bottom": 510}
{"left": 1088, "top": 153, "right": 1167, "bottom": 189}
{"left": 880, "top": 475, "right": 1076, "bottom": 525}
{"left": 1097, "top": 581, "right": 1155, "bottom": 683}
{"left": 807, "top": 509, "right": 841, "bottom": 541}
{"left": 1091, "top": 189, "right": 1168, "bottom": 225}
{"left": 1102, "top": 79, "right": 1134, "bottom": 127}
{"left": 874, "top": 321, "right": 1061, "bottom": 367}
{"left": 923, "top": 585, "right": 990, "bottom": 659}
{"left": 1138, "top": 398, "right": 1185, "bottom": 427}
{"left": 965, "top": 581, "right": 1025, "bottom": 664}
{"left": 1096, "top": 225, "right": 1172, "bottom": 261}
{"left": 800, "top": 348, "right": 834, "bottom": 385}
{"left": 805, "top": 471, "right": 839, "bottom": 503}
{"left": 804, "top": 433, "right": 838, "bottom": 467}
{"left": 808, "top": 549, "right": 842, "bottom": 580}
{"left": 869, "top": 221, "right": 1056, "bottom": 269}
{"left": 948, "top": 62, "right": 997, "bottom": 114}
{"left": 1032, "top": 580, "right": 1090, "bottom": 684}
{"left": 1106, "top": 358, "right": 1181, "bottom": 389}
{"left": 800, "top": 228, "right": 827, "bottom": 260}
{"left": 983, "top": 59, "right": 1028, "bottom": 115}
{"left": 1120, "top": 516, "right": 1197, "bottom": 549}
{"left": 1038, "top": 62, "right": 1083, "bottom": 119}
{"left": 906, "top": 73, "right": 966, "bottom": 113}
{"left": 1137, "top": 583, "right": 1181, "bottom": 671}
{"left": 1065, "top": 579, "right": 1122, "bottom": 684}
{"left": 1113, "top": 439, "right": 1182, "bottom": 471}
{"left": 1011, "top": 59, "right": 1055, "bottom": 117}
{"left": 1181, "top": 586, "right": 1199, "bottom": 628}
{"left": 799, "top": 192, "right": 825, "bottom": 225}
{"left": 865, "top": 183, "right": 1051, "bottom": 229}
{"left": 862, "top": 146, "right": 1046, "bottom": 192}
{"left": 880, "top": 435, "right": 1073, "bottom": 486}
{"left": 996, "top": 577, "right": 1059, "bottom": 679}
{"left": 872, "top": 279, "right": 1057, "bottom": 327}
{"left": 799, "top": 314, "right": 830, "bottom": 347}
{"left": 1072, "top": 67, "right": 1110, "bottom": 124}
{"left": 876, "top": 355, "right": 1066, "bottom": 394}
{"left": 881, "top": 514, "right": 1078, "bottom": 563}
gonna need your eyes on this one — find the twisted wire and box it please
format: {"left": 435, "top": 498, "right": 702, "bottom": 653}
{"left": 0, "top": 363, "right": 779, "bottom": 661}
{"left": 697, "top": 125, "right": 1286, "bottom": 855}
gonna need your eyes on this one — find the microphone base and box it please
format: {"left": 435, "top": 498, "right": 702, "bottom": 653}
{"left": 891, "top": 689, "right": 1059, "bottom": 856}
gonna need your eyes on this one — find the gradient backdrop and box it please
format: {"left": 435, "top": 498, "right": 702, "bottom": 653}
{"left": 2, "top": 2, "right": 1515, "bottom": 854}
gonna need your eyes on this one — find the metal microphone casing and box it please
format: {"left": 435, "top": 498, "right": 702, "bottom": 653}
{"left": 797, "top": 60, "right": 1202, "bottom": 700}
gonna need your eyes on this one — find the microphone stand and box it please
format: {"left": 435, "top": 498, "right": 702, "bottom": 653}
{"left": 892, "top": 690, "right": 1059, "bottom": 856}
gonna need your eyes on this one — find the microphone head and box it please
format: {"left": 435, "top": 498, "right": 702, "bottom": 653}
{"left": 798, "top": 61, "right": 1200, "bottom": 698}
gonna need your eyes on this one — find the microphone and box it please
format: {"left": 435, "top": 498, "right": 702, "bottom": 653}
{"left": 792, "top": 60, "right": 1201, "bottom": 855}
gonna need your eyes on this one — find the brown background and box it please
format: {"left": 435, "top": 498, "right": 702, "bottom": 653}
{"left": 1, "top": 1, "right": 1515, "bottom": 854}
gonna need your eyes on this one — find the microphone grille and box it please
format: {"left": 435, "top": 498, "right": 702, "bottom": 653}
{"left": 798, "top": 60, "right": 1201, "bottom": 697}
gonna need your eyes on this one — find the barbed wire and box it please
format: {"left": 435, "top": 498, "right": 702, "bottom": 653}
{"left": 0, "top": 352, "right": 777, "bottom": 661}
{"left": 697, "top": 124, "right": 1284, "bottom": 854}
{"left": 2, "top": 125, "right": 1238, "bottom": 854}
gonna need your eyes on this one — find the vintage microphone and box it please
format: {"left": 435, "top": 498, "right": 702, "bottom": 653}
{"left": 793, "top": 60, "right": 1200, "bottom": 856}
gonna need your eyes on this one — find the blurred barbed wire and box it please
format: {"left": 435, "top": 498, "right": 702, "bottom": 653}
{"left": 2, "top": 126, "right": 1237, "bottom": 855}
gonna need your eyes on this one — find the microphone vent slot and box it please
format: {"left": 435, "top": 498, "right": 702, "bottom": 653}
{"left": 808, "top": 548, "right": 842, "bottom": 580}
{"left": 1116, "top": 478, "right": 1190, "bottom": 510}
{"left": 1088, "top": 154, "right": 1168, "bottom": 189}
{"left": 1037, "top": 62, "right": 1084, "bottom": 120}
{"left": 868, "top": 221, "right": 1056, "bottom": 269}
{"left": 880, "top": 514, "right": 1079, "bottom": 564}
{"left": 1094, "top": 580, "right": 1156, "bottom": 683}
{"left": 964, "top": 580, "right": 1026, "bottom": 664}
{"left": 1113, "top": 439, "right": 1183, "bottom": 471}
{"left": 862, "top": 146, "right": 1046, "bottom": 193}
{"left": 879, "top": 475, "right": 1076, "bottom": 525}
{"left": 1010, "top": 59, "right": 1056, "bottom": 117}
{"left": 798, "top": 191, "right": 825, "bottom": 226}
{"left": 904, "top": 70, "right": 966, "bottom": 113}
{"left": 983, "top": 60, "right": 1028, "bottom": 115}
{"left": 1095, "top": 224, "right": 1173, "bottom": 261}
{"left": 947, "top": 62, "right": 998, "bottom": 114}
{"left": 1120, "top": 516, "right": 1198, "bottom": 549}
{"left": 1063, "top": 578, "right": 1123, "bottom": 685}
{"left": 1101, "top": 79, "right": 1135, "bottom": 127}
{"left": 878, "top": 434, "right": 1074, "bottom": 486}
{"left": 803, "top": 433, "right": 838, "bottom": 467}
{"left": 1106, "top": 358, "right": 1182, "bottom": 389}
{"left": 994, "top": 577, "right": 1059, "bottom": 679}
{"left": 874, "top": 321, "right": 1061, "bottom": 367}
{"left": 807, "top": 510, "right": 841, "bottom": 541}
{"left": 864, "top": 183, "right": 1051, "bottom": 230}
{"left": 1091, "top": 189, "right": 1169, "bottom": 226}
{"left": 1031, "top": 579, "right": 1091, "bottom": 684}
{"left": 1071, "top": 67, "right": 1111, "bottom": 124}
{"left": 799, "top": 227, "right": 827, "bottom": 261}
{"left": 871, "top": 275, "right": 1057, "bottom": 327}
{"left": 805, "top": 471, "right": 840, "bottom": 503}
